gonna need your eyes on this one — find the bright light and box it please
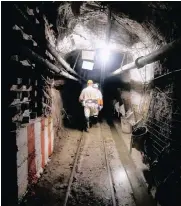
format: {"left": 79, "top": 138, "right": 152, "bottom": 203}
{"left": 95, "top": 40, "right": 112, "bottom": 63}
{"left": 96, "top": 40, "right": 106, "bottom": 49}
{"left": 82, "top": 61, "right": 94, "bottom": 70}
{"left": 99, "top": 48, "right": 110, "bottom": 63}
{"left": 95, "top": 39, "right": 117, "bottom": 50}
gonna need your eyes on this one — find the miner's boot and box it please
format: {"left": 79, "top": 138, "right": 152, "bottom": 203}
{"left": 94, "top": 115, "right": 98, "bottom": 127}
{"left": 85, "top": 117, "right": 90, "bottom": 132}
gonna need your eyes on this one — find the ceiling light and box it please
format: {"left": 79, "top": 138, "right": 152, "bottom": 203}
{"left": 99, "top": 48, "right": 110, "bottom": 63}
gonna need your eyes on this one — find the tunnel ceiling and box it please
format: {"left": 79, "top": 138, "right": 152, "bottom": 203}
{"left": 55, "top": 1, "right": 157, "bottom": 54}
{"left": 9, "top": 1, "right": 181, "bottom": 59}
{"left": 44, "top": 1, "right": 180, "bottom": 83}
{"left": 52, "top": 1, "right": 181, "bottom": 56}
{"left": 6, "top": 1, "right": 181, "bottom": 82}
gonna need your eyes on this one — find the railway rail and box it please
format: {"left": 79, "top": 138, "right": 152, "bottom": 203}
{"left": 20, "top": 122, "right": 156, "bottom": 206}
{"left": 63, "top": 124, "right": 118, "bottom": 206}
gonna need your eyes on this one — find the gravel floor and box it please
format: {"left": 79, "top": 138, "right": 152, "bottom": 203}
{"left": 67, "top": 124, "right": 112, "bottom": 206}
{"left": 20, "top": 129, "right": 82, "bottom": 206}
{"left": 20, "top": 123, "right": 154, "bottom": 206}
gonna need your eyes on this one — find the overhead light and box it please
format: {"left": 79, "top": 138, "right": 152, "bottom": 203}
{"left": 82, "top": 61, "right": 94, "bottom": 70}
{"left": 96, "top": 40, "right": 106, "bottom": 49}
{"left": 82, "top": 50, "right": 95, "bottom": 61}
{"left": 99, "top": 48, "right": 110, "bottom": 63}
{"left": 95, "top": 40, "right": 111, "bottom": 63}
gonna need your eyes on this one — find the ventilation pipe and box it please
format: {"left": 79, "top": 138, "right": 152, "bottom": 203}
{"left": 47, "top": 43, "right": 85, "bottom": 81}
{"left": 111, "top": 38, "right": 181, "bottom": 76}
{"left": 21, "top": 46, "right": 79, "bottom": 81}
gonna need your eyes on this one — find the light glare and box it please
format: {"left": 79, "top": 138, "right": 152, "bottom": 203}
{"left": 99, "top": 48, "right": 110, "bottom": 63}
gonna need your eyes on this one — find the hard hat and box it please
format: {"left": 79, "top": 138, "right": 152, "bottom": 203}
{"left": 87, "top": 80, "right": 93, "bottom": 84}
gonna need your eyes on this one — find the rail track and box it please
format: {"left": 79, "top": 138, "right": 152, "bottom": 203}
{"left": 62, "top": 122, "right": 156, "bottom": 206}
{"left": 101, "top": 124, "right": 117, "bottom": 206}
{"left": 19, "top": 122, "right": 155, "bottom": 206}
{"left": 63, "top": 131, "right": 85, "bottom": 206}
{"left": 63, "top": 124, "right": 117, "bottom": 206}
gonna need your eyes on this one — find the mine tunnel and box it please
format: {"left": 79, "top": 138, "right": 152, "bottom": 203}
{"left": 2, "top": 2, "right": 181, "bottom": 206}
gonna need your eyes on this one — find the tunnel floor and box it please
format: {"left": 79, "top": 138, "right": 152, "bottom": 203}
{"left": 20, "top": 122, "right": 156, "bottom": 206}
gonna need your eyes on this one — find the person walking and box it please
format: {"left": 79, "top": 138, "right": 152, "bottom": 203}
{"left": 79, "top": 80, "right": 99, "bottom": 131}
{"left": 93, "top": 83, "right": 103, "bottom": 111}
{"left": 93, "top": 83, "right": 103, "bottom": 122}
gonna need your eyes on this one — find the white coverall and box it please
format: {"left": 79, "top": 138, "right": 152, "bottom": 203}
{"left": 95, "top": 89, "right": 103, "bottom": 111}
{"left": 79, "top": 86, "right": 99, "bottom": 119}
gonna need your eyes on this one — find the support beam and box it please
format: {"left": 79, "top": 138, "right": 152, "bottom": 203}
{"left": 47, "top": 43, "right": 85, "bottom": 81}
{"left": 106, "top": 5, "right": 111, "bottom": 45}
{"left": 14, "top": 4, "right": 46, "bottom": 48}
{"left": 14, "top": 4, "right": 83, "bottom": 82}
{"left": 111, "top": 38, "right": 181, "bottom": 76}
{"left": 21, "top": 47, "right": 79, "bottom": 81}
{"left": 73, "top": 51, "right": 81, "bottom": 70}
{"left": 101, "top": 5, "right": 112, "bottom": 86}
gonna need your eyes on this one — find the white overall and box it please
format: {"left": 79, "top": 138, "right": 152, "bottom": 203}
{"left": 79, "top": 86, "right": 99, "bottom": 118}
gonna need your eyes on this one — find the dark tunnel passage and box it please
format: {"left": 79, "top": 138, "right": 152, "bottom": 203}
{"left": 2, "top": 1, "right": 181, "bottom": 206}
{"left": 64, "top": 49, "right": 133, "bottom": 126}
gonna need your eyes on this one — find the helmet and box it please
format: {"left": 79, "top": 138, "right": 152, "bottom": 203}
{"left": 87, "top": 80, "right": 93, "bottom": 84}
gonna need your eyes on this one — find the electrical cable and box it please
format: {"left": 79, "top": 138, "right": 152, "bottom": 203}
{"left": 153, "top": 69, "right": 181, "bottom": 81}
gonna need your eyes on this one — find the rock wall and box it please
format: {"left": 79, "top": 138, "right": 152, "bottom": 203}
{"left": 1, "top": 3, "right": 65, "bottom": 201}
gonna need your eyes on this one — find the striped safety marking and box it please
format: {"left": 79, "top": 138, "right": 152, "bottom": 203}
{"left": 41, "top": 118, "right": 45, "bottom": 169}
{"left": 27, "top": 123, "right": 37, "bottom": 184}
{"left": 51, "top": 117, "right": 54, "bottom": 154}
{"left": 48, "top": 117, "right": 52, "bottom": 156}
{"left": 17, "top": 117, "right": 54, "bottom": 199}
{"left": 34, "top": 119, "right": 42, "bottom": 176}
{"left": 17, "top": 126, "right": 28, "bottom": 198}
{"left": 44, "top": 118, "right": 49, "bottom": 165}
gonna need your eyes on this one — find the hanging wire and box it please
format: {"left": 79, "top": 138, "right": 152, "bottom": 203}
{"left": 148, "top": 116, "right": 170, "bottom": 127}
{"left": 146, "top": 124, "right": 174, "bottom": 141}
{"left": 153, "top": 69, "right": 181, "bottom": 81}
{"left": 148, "top": 134, "right": 166, "bottom": 148}
{"left": 146, "top": 119, "right": 170, "bottom": 133}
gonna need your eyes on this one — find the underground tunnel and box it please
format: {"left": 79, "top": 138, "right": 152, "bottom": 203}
{"left": 2, "top": 1, "right": 181, "bottom": 206}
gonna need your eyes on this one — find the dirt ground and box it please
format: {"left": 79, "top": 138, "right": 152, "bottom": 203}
{"left": 20, "top": 129, "right": 82, "bottom": 206}
{"left": 68, "top": 125, "right": 112, "bottom": 206}
{"left": 21, "top": 122, "right": 154, "bottom": 206}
